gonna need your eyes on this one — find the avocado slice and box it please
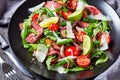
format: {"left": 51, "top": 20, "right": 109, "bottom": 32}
{"left": 68, "top": 10, "right": 83, "bottom": 21}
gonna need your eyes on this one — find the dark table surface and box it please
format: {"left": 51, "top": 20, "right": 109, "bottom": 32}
{"left": 0, "top": 27, "right": 33, "bottom": 80}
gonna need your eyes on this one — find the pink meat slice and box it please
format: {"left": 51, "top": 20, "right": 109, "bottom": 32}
{"left": 51, "top": 42, "right": 61, "bottom": 50}
{"left": 85, "top": 5, "right": 101, "bottom": 15}
{"left": 32, "top": 21, "right": 43, "bottom": 36}
{"left": 45, "top": 1, "right": 61, "bottom": 10}
{"left": 25, "top": 21, "right": 43, "bottom": 43}
{"left": 25, "top": 33, "right": 38, "bottom": 43}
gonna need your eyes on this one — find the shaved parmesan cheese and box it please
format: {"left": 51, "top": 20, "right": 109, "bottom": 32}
{"left": 89, "top": 14, "right": 111, "bottom": 21}
{"left": 28, "top": 2, "right": 45, "bottom": 12}
{"left": 55, "top": 66, "right": 67, "bottom": 74}
{"left": 100, "top": 34, "right": 108, "bottom": 50}
{"left": 50, "top": 4, "right": 58, "bottom": 16}
{"left": 76, "top": 0, "right": 86, "bottom": 10}
{"left": 76, "top": 26, "right": 84, "bottom": 32}
{"left": 66, "top": 21, "right": 75, "bottom": 38}
{"left": 33, "top": 44, "right": 48, "bottom": 62}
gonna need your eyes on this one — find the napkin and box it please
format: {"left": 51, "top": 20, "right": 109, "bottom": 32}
{"left": 0, "top": 0, "right": 26, "bottom": 26}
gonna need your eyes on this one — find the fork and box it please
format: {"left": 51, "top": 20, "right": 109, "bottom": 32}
{"left": 0, "top": 57, "right": 22, "bottom": 80}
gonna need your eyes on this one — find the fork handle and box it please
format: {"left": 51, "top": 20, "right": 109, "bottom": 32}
{"left": 0, "top": 57, "right": 4, "bottom": 63}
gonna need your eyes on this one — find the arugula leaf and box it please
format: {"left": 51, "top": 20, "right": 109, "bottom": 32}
{"left": 53, "top": 31, "right": 73, "bottom": 45}
{"left": 22, "top": 40, "right": 30, "bottom": 48}
{"left": 84, "top": 22, "right": 98, "bottom": 37}
{"left": 92, "top": 50, "right": 104, "bottom": 59}
{"left": 29, "top": 28, "right": 37, "bottom": 35}
{"left": 65, "top": 66, "right": 86, "bottom": 72}
{"left": 46, "top": 56, "right": 79, "bottom": 73}
{"left": 21, "top": 18, "right": 31, "bottom": 48}
{"left": 95, "top": 54, "right": 108, "bottom": 65}
{"left": 91, "top": 50, "right": 108, "bottom": 65}
{"left": 21, "top": 19, "right": 31, "bottom": 40}
{"left": 44, "top": 7, "right": 54, "bottom": 17}
{"left": 101, "top": 21, "right": 110, "bottom": 32}
{"left": 80, "top": 0, "right": 88, "bottom": 4}
{"left": 93, "top": 28, "right": 101, "bottom": 36}
{"left": 44, "top": 29, "right": 56, "bottom": 41}
{"left": 65, "top": 65, "right": 94, "bottom": 72}
{"left": 46, "top": 55, "right": 56, "bottom": 70}
{"left": 40, "top": 38, "right": 46, "bottom": 44}
{"left": 23, "top": 18, "right": 31, "bottom": 29}
{"left": 53, "top": 59, "right": 68, "bottom": 67}
{"left": 29, "top": 44, "right": 38, "bottom": 51}
{"left": 83, "top": 17, "right": 98, "bottom": 23}
{"left": 93, "top": 40, "right": 101, "bottom": 49}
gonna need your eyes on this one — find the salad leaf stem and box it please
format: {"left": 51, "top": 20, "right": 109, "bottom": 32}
{"left": 44, "top": 7, "right": 54, "bottom": 17}
{"left": 53, "top": 31, "right": 73, "bottom": 45}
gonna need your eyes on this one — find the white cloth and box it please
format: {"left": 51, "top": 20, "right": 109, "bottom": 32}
{"left": 0, "top": 0, "right": 26, "bottom": 26}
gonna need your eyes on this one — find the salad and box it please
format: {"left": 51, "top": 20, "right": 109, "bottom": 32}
{"left": 19, "top": 0, "right": 111, "bottom": 73}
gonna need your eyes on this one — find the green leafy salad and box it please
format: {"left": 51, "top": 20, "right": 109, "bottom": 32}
{"left": 19, "top": 0, "right": 111, "bottom": 73}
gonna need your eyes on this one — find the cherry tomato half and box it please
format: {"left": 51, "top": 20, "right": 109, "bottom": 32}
{"left": 76, "top": 55, "right": 90, "bottom": 67}
{"left": 49, "top": 23, "right": 59, "bottom": 31}
{"left": 82, "top": 11, "right": 88, "bottom": 18}
{"left": 32, "top": 14, "right": 39, "bottom": 21}
{"left": 67, "top": 0, "right": 78, "bottom": 10}
{"left": 65, "top": 46, "right": 80, "bottom": 57}
{"left": 62, "top": 10, "right": 72, "bottom": 20}
{"left": 76, "top": 31, "right": 86, "bottom": 42}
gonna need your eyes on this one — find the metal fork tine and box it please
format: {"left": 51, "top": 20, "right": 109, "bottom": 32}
{"left": 5, "top": 73, "right": 9, "bottom": 78}
{"left": 5, "top": 70, "right": 22, "bottom": 80}
{"left": 0, "top": 57, "right": 22, "bottom": 80}
{"left": 12, "top": 69, "right": 16, "bottom": 74}
{"left": 6, "top": 72, "right": 14, "bottom": 80}
{"left": 6, "top": 71, "right": 18, "bottom": 80}
{"left": 11, "top": 69, "right": 22, "bottom": 80}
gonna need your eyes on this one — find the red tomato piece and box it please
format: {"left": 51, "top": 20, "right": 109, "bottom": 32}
{"left": 76, "top": 55, "right": 91, "bottom": 67}
{"left": 76, "top": 31, "right": 86, "bottom": 42}
{"left": 65, "top": 46, "right": 80, "bottom": 57}
{"left": 32, "top": 14, "right": 39, "bottom": 21}
{"left": 67, "top": 0, "right": 78, "bottom": 10}
{"left": 49, "top": 23, "right": 59, "bottom": 31}
{"left": 62, "top": 10, "right": 72, "bottom": 20}
{"left": 82, "top": 11, "right": 88, "bottom": 18}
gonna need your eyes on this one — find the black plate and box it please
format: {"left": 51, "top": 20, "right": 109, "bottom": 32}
{"left": 8, "top": 0, "right": 120, "bottom": 80}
